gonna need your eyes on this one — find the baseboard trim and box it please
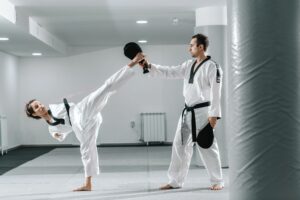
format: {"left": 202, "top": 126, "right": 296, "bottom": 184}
{"left": 18, "top": 142, "right": 173, "bottom": 148}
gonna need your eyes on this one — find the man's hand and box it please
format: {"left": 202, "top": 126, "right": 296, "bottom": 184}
{"left": 208, "top": 117, "right": 218, "bottom": 128}
{"left": 139, "top": 58, "right": 149, "bottom": 68}
{"left": 128, "top": 52, "right": 145, "bottom": 67}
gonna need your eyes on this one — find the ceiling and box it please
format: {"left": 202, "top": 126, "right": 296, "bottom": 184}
{"left": 0, "top": 0, "right": 226, "bottom": 57}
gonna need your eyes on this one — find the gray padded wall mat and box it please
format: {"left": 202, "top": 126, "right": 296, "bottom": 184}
{"left": 228, "top": 0, "right": 300, "bottom": 199}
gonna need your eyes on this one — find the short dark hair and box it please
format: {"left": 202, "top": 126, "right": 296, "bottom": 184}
{"left": 25, "top": 99, "right": 41, "bottom": 119}
{"left": 192, "top": 33, "right": 209, "bottom": 51}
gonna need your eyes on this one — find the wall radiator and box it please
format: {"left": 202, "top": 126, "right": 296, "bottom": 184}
{"left": 0, "top": 116, "right": 8, "bottom": 155}
{"left": 140, "top": 112, "right": 166, "bottom": 144}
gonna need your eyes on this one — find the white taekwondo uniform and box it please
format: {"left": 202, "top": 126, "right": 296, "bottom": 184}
{"left": 148, "top": 56, "right": 224, "bottom": 188}
{"left": 47, "top": 66, "right": 134, "bottom": 177}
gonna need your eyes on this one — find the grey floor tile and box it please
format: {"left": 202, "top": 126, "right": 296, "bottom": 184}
{"left": 0, "top": 146, "right": 228, "bottom": 200}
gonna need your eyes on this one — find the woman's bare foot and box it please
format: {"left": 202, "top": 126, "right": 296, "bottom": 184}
{"left": 73, "top": 176, "right": 92, "bottom": 192}
{"left": 210, "top": 184, "right": 224, "bottom": 190}
{"left": 159, "top": 184, "right": 173, "bottom": 190}
{"left": 159, "top": 184, "right": 180, "bottom": 190}
{"left": 73, "top": 184, "right": 92, "bottom": 192}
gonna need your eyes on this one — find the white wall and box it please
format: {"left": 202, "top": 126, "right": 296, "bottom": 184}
{"left": 19, "top": 45, "right": 190, "bottom": 145}
{"left": 0, "top": 51, "right": 20, "bottom": 149}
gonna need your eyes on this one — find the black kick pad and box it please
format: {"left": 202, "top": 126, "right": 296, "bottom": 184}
{"left": 124, "top": 42, "right": 149, "bottom": 73}
{"left": 197, "top": 123, "right": 214, "bottom": 149}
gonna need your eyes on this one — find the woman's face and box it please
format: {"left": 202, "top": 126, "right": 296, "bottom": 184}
{"left": 30, "top": 100, "right": 48, "bottom": 117}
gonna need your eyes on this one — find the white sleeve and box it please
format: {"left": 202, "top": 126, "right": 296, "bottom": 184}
{"left": 148, "top": 61, "right": 190, "bottom": 79}
{"left": 208, "top": 63, "right": 223, "bottom": 118}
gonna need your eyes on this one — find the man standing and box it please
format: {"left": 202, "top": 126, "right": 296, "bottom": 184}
{"left": 25, "top": 53, "right": 144, "bottom": 191}
{"left": 140, "top": 34, "right": 224, "bottom": 190}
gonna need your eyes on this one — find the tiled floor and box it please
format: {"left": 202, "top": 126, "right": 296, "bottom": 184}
{"left": 0, "top": 146, "right": 228, "bottom": 200}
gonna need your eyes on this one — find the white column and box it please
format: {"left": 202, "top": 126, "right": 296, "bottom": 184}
{"left": 194, "top": 6, "right": 229, "bottom": 168}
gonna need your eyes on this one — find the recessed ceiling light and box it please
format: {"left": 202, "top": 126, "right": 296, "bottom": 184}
{"left": 136, "top": 20, "right": 148, "bottom": 24}
{"left": 0, "top": 37, "right": 9, "bottom": 41}
{"left": 138, "top": 40, "right": 147, "bottom": 44}
{"left": 172, "top": 18, "right": 179, "bottom": 25}
{"left": 32, "top": 53, "right": 42, "bottom": 56}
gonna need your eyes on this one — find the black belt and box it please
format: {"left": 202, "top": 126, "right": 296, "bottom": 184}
{"left": 63, "top": 98, "right": 72, "bottom": 126}
{"left": 181, "top": 101, "right": 210, "bottom": 143}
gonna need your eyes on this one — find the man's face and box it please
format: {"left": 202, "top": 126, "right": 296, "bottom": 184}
{"left": 189, "top": 38, "right": 203, "bottom": 57}
{"left": 30, "top": 100, "right": 48, "bottom": 117}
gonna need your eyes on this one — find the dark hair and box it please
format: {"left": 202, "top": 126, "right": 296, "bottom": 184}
{"left": 25, "top": 99, "right": 41, "bottom": 119}
{"left": 192, "top": 33, "right": 209, "bottom": 51}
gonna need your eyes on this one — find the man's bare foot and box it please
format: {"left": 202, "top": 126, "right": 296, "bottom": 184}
{"left": 159, "top": 184, "right": 179, "bottom": 190}
{"left": 210, "top": 184, "right": 224, "bottom": 190}
{"left": 73, "top": 185, "right": 92, "bottom": 192}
